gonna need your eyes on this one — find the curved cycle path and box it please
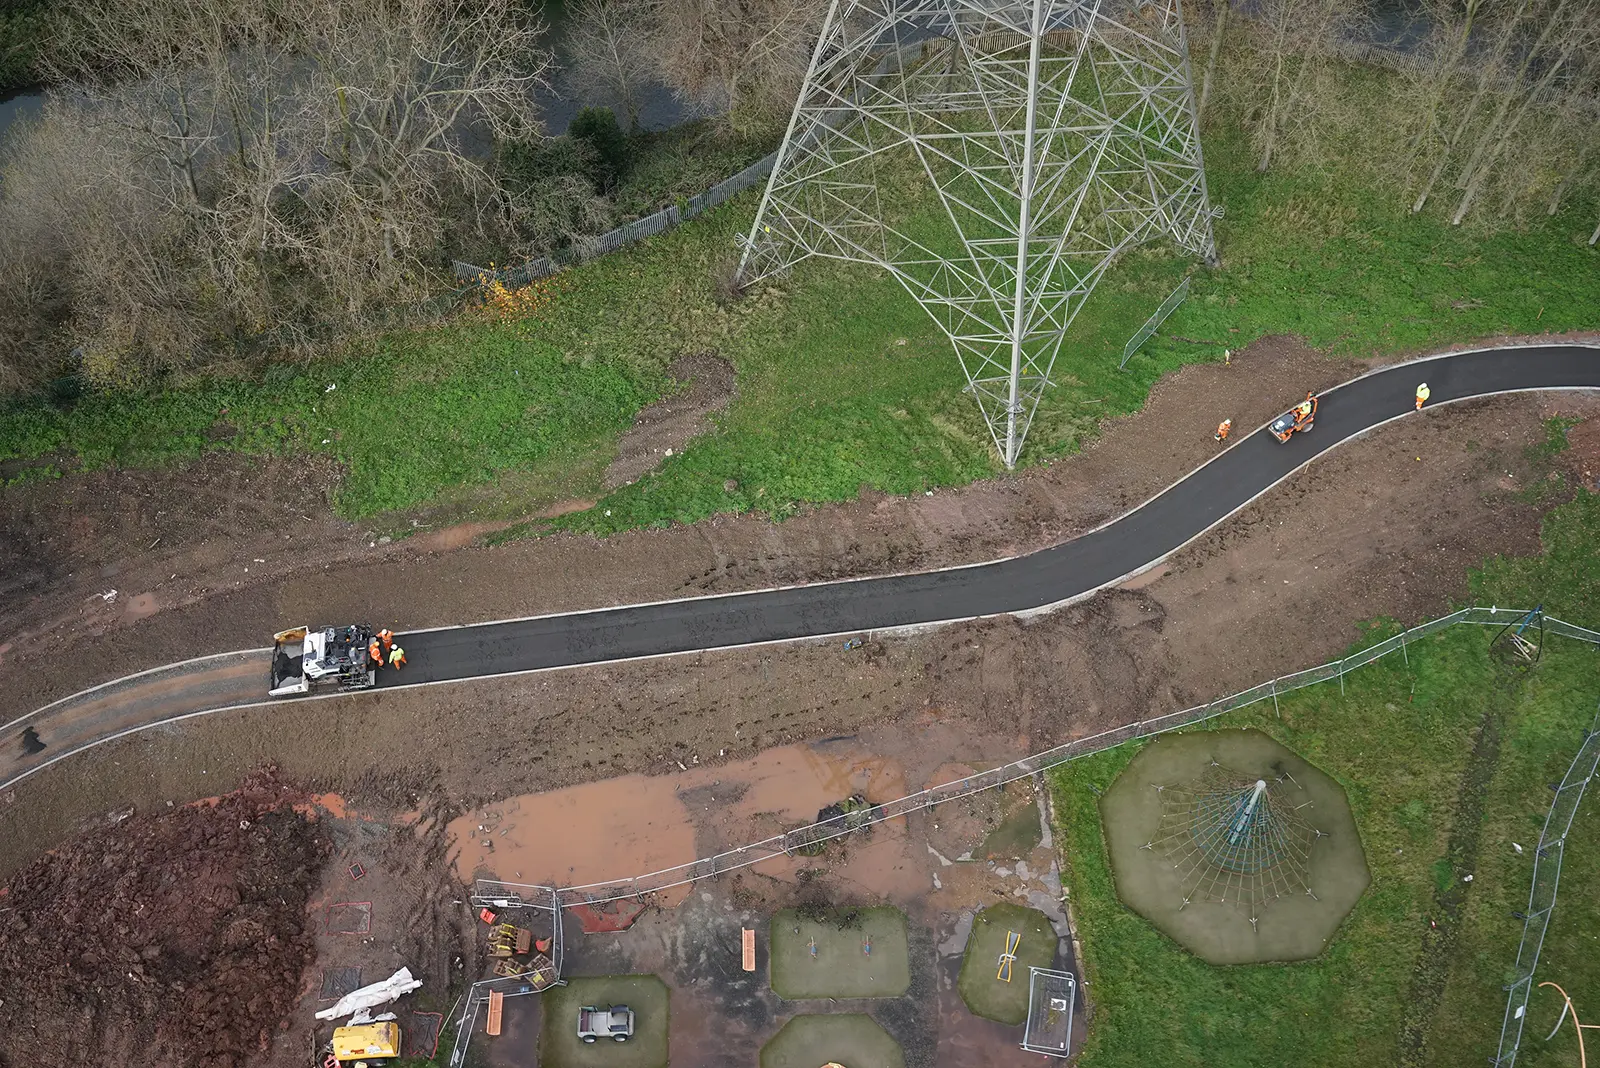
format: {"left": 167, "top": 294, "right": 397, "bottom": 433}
{"left": 5, "top": 342, "right": 1599, "bottom": 791}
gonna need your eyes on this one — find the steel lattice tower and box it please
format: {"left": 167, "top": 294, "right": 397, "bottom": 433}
{"left": 738, "top": 0, "right": 1219, "bottom": 467}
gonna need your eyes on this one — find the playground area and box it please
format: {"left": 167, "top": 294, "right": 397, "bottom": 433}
{"left": 460, "top": 737, "right": 1086, "bottom": 1067}
{"left": 956, "top": 903, "right": 1060, "bottom": 1025}
{"left": 1098, "top": 728, "right": 1370, "bottom": 964}
{"left": 539, "top": 975, "right": 670, "bottom": 1068}
{"left": 770, "top": 906, "right": 911, "bottom": 1000}
{"left": 759, "top": 1014, "right": 907, "bottom": 1068}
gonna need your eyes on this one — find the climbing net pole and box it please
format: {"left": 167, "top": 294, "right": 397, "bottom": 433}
{"left": 1151, "top": 762, "right": 1316, "bottom": 918}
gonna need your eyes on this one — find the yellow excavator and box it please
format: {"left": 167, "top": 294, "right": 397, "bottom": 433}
{"left": 330, "top": 1022, "right": 402, "bottom": 1067}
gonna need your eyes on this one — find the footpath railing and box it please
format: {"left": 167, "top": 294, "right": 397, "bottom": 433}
{"left": 469, "top": 606, "right": 1600, "bottom": 913}
{"left": 1492, "top": 699, "right": 1600, "bottom": 1067}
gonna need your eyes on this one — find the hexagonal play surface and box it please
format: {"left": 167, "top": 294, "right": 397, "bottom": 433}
{"left": 1100, "top": 728, "right": 1370, "bottom": 964}
{"left": 759, "top": 1014, "right": 904, "bottom": 1068}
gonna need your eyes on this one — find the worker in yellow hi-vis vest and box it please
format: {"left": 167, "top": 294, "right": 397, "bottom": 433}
{"left": 1415, "top": 382, "right": 1431, "bottom": 410}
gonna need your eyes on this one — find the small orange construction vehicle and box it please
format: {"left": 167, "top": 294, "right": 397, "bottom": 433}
{"left": 1268, "top": 392, "right": 1317, "bottom": 443}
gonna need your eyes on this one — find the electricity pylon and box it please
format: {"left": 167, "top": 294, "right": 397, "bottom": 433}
{"left": 738, "top": 0, "right": 1220, "bottom": 467}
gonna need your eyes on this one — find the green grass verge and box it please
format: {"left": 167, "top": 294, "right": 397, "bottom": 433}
{"left": 1052, "top": 492, "right": 1600, "bottom": 1068}
{"left": 957, "top": 902, "right": 1057, "bottom": 1025}
{"left": 769, "top": 906, "right": 911, "bottom": 1000}
{"left": 4, "top": 65, "right": 1598, "bottom": 526}
{"left": 540, "top": 975, "right": 669, "bottom": 1068}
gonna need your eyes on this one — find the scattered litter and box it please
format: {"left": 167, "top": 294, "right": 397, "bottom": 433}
{"left": 1462, "top": 874, "right": 1474, "bottom": 883}
{"left": 253, "top": 558, "right": 265, "bottom": 564}
{"left": 100, "top": 590, "right": 117, "bottom": 602}
{"left": 1513, "top": 842, "right": 1524, "bottom": 854}
{"left": 325, "top": 383, "right": 337, "bottom": 392}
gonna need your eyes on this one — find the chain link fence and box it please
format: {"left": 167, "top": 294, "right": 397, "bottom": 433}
{"left": 454, "top": 37, "right": 932, "bottom": 292}
{"left": 1491, "top": 698, "right": 1600, "bottom": 1067}
{"left": 462, "top": 606, "right": 1589, "bottom": 912}
{"left": 1120, "top": 276, "right": 1190, "bottom": 369}
{"left": 452, "top": 152, "right": 779, "bottom": 290}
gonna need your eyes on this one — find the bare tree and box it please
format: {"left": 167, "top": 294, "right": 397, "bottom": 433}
{"left": 633, "top": 0, "right": 828, "bottom": 135}
{"left": 564, "top": 0, "right": 654, "bottom": 130}
{"left": 1444, "top": 0, "right": 1600, "bottom": 223}
{"left": 3, "top": 0, "right": 557, "bottom": 387}
{"left": 1192, "top": 0, "right": 1231, "bottom": 121}
{"left": 1230, "top": 0, "right": 1361, "bottom": 172}
{"left": 1403, "top": 0, "right": 1600, "bottom": 223}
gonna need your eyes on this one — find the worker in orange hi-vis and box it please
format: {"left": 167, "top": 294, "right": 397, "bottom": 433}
{"left": 388, "top": 644, "right": 407, "bottom": 670}
{"left": 368, "top": 638, "right": 384, "bottom": 670}
{"left": 377, "top": 627, "right": 395, "bottom": 655}
{"left": 1214, "top": 418, "right": 1233, "bottom": 442}
{"left": 1415, "top": 382, "right": 1431, "bottom": 410}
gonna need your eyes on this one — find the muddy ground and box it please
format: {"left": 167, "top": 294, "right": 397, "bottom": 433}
{"left": 0, "top": 771, "right": 328, "bottom": 1068}
{"left": 457, "top": 753, "right": 1079, "bottom": 1068}
{"left": 1, "top": 334, "right": 1597, "bottom": 882}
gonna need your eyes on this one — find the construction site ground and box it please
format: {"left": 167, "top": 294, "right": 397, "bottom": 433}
{"left": 455, "top": 757, "right": 1081, "bottom": 1068}
{"left": 3, "top": 334, "right": 1599, "bottom": 1068}
{"left": 4, "top": 336, "right": 1598, "bottom": 884}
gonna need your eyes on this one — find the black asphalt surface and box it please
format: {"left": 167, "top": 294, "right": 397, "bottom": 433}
{"left": 389, "top": 344, "right": 1600, "bottom": 687}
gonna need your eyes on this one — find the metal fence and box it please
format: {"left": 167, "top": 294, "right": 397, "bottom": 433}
{"left": 453, "top": 152, "right": 779, "bottom": 290}
{"left": 1491, "top": 699, "right": 1600, "bottom": 1067}
{"left": 464, "top": 606, "right": 1594, "bottom": 912}
{"left": 445, "top": 886, "right": 565, "bottom": 1068}
{"left": 453, "top": 37, "right": 931, "bottom": 292}
{"left": 1120, "top": 276, "right": 1191, "bottom": 369}
{"left": 1022, "top": 967, "right": 1077, "bottom": 1058}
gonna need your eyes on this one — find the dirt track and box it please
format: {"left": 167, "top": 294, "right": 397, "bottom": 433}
{"left": 3, "top": 334, "right": 1595, "bottom": 880}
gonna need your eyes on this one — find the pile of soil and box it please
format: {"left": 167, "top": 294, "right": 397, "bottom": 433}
{"left": 0, "top": 769, "right": 329, "bottom": 1068}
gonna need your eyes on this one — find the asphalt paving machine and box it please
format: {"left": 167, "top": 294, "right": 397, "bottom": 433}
{"left": 269, "top": 624, "right": 379, "bottom": 697}
{"left": 1268, "top": 392, "right": 1318, "bottom": 443}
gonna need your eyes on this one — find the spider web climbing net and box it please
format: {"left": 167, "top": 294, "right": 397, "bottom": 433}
{"left": 1149, "top": 761, "right": 1317, "bottom": 918}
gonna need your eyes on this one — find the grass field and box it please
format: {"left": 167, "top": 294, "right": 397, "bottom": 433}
{"left": 759, "top": 1014, "right": 905, "bottom": 1068}
{"left": 1050, "top": 491, "right": 1600, "bottom": 1068}
{"left": 3, "top": 67, "right": 1598, "bottom": 526}
{"left": 769, "top": 906, "right": 911, "bottom": 1000}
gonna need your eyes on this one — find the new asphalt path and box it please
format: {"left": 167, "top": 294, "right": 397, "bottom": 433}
{"left": 4, "top": 342, "right": 1598, "bottom": 790}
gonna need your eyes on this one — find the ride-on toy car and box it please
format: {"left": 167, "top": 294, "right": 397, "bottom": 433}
{"left": 578, "top": 1005, "right": 634, "bottom": 1043}
{"left": 1269, "top": 392, "right": 1318, "bottom": 442}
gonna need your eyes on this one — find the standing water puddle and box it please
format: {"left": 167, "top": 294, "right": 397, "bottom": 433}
{"left": 448, "top": 739, "right": 915, "bottom": 905}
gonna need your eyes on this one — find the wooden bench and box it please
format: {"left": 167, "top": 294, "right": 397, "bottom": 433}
{"left": 486, "top": 990, "right": 504, "bottom": 1037}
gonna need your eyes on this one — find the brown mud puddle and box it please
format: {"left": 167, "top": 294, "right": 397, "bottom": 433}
{"left": 449, "top": 739, "right": 914, "bottom": 905}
